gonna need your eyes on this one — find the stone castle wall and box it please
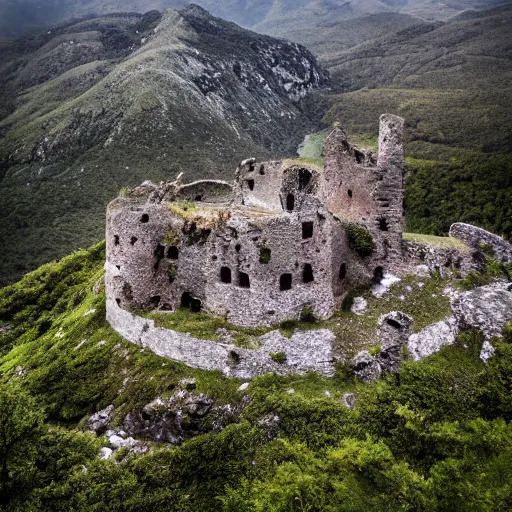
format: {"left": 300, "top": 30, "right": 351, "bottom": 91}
{"left": 450, "top": 223, "right": 512, "bottom": 263}
{"left": 106, "top": 296, "right": 336, "bottom": 379}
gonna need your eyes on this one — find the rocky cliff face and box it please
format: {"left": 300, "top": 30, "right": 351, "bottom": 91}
{"left": 0, "top": 6, "right": 327, "bottom": 283}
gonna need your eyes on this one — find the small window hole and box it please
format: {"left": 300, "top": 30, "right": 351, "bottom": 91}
{"left": 167, "top": 246, "right": 179, "bottom": 260}
{"left": 141, "top": 213, "right": 149, "bottom": 223}
{"left": 149, "top": 296, "right": 161, "bottom": 308}
{"left": 130, "top": 236, "right": 138, "bottom": 246}
{"left": 303, "top": 264, "right": 314, "bottom": 283}
{"left": 259, "top": 165, "right": 265, "bottom": 175}
{"left": 298, "top": 168, "right": 312, "bottom": 190}
{"left": 195, "top": 194, "right": 203, "bottom": 201}
{"left": 247, "top": 179, "right": 255, "bottom": 191}
{"left": 302, "top": 221, "right": 314, "bottom": 239}
{"left": 373, "top": 266, "right": 384, "bottom": 283}
{"left": 220, "top": 267, "right": 232, "bottom": 284}
{"left": 280, "top": 273, "right": 292, "bottom": 291}
{"left": 114, "top": 235, "right": 120, "bottom": 246}
{"left": 339, "top": 263, "right": 347, "bottom": 280}
{"left": 286, "top": 194, "right": 295, "bottom": 211}
{"left": 379, "top": 218, "right": 388, "bottom": 231}
{"left": 239, "top": 272, "right": 250, "bottom": 288}
{"left": 347, "top": 190, "right": 353, "bottom": 198}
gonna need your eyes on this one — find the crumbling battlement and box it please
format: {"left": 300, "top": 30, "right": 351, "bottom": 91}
{"left": 106, "top": 114, "right": 406, "bottom": 331}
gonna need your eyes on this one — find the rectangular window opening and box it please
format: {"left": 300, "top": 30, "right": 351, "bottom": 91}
{"left": 302, "top": 221, "right": 314, "bottom": 239}
{"left": 280, "top": 273, "right": 292, "bottom": 291}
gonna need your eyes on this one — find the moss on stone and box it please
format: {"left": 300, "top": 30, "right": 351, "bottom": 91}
{"left": 346, "top": 224, "right": 375, "bottom": 257}
{"left": 270, "top": 352, "right": 287, "bottom": 364}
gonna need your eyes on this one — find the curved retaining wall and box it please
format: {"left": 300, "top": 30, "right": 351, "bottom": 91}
{"left": 106, "top": 299, "right": 336, "bottom": 379}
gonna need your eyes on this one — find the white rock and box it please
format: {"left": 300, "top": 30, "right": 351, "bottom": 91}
{"left": 414, "top": 265, "right": 430, "bottom": 278}
{"left": 238, "top": 382, "right": 250, "bottom": 392}
{"left": 453, "top": 282, "right": 512, "bottom": 341}
{"left": 372, "top": 273, "right": 401, "bottom": 298}
{"left": 99, "top": 447, "right": 113, "bottom": 460}
{"left": 351, "top": 297, "right": 368, "bottom": 316}
{"left": 480, "top": 340, "right": 495, "bottom": 363}
{"left": 84, "top": 309, "right": 97, "bottom": 317}
{"left": 96, "top": 340, "right": 107, "bottom": 347}
{"left": 407, "top": 317, "right": 458, "bottom": 362}
{"left": 108, "top": 435, "right": 126, "bottom": 449}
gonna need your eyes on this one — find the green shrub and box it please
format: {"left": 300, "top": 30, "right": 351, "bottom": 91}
{"left": 346, "top": 224, "right": 375, "bottom": 257}
{"left": 299, "top": 306, "right": 317, "bottom": 323}
{"left": 270, "top": 352, "right": 287, "bottom": 365}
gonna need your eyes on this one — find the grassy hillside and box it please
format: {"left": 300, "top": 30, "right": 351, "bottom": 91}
{"left": 0, "top": 6, "right": 327, "bottom": 284}
{"left": 1, "top": 243, "right": 512, "bottom": 510}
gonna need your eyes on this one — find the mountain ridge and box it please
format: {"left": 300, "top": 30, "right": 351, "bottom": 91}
{"left": 0, "top": 6, "right": 327, "bottom": 284}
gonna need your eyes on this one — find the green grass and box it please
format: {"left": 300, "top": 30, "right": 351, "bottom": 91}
{"left": 141, "top": 309, "right": 270, "bottom": 348}
{"left": 403, "top": 232, "right": 469, "bottom": 251}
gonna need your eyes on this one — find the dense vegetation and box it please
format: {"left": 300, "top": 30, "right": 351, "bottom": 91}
{"left": 1, "top": 244, "right": 511, "bottom": 511}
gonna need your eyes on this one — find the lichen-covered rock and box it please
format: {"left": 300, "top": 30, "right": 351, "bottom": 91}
{"left": 452, "top": 282, "right": 512, "bottom": 339}
{"left": 352, "top": 350, "right": 381, "bottom": 383}
{"left": 122, "top": 391, "right": 215, "bottom": 444}
{"left": 378, "top": 311, "right": 412, "bottom": 372}
{"left": 452, "top": 281, "right": 512, "bottom": 362}
{"left": 86, "top": 405, "right": 114, "bottom": 434}
{"left": 450, "top": 223, "right": 512, "bottom": 263}
{"left": 0, "top": 324, "right": 12, "bottom": 335}
{"left": 407, "top": 317, "right": 458, "bottom": 361}
{"left": 343, "top": 393, "right": 358, "bottom": 408}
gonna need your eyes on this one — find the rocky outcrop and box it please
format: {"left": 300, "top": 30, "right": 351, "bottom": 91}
{"left": 87, "top": 405, "right": 114, "bottom": 434}
{"left": 377, "top": 311, "right": 412, "bottom": 372}
{"left": 452, "top": 282, "right": 512, "bottom": 339}
{"left": 407, "top": 317, "right": 458, "bottom": 361}
{"left": 121, "top": 389, "right": 250, "bottom": 445}
{"left": 352, "top": 350, "right": 381, "bottom": 383}
{"left": 122, "top": 392, "right": 214, "bottom": 444}
{"left": 452, "top": 281, "right": 512, "bottom": 361}
{"left": 450, "top": 223, "right": 512, "bottom": 263}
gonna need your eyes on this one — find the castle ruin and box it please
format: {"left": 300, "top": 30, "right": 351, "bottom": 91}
{"left": 105, "top": 114, "right": 406, "bottom": 328}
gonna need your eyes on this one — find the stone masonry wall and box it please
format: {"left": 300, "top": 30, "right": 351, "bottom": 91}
{"left": 106, "top": 297, "right": 336, "bottom": 379}
{"left": 450, "top": 223, "right": 512, "bottom": 263}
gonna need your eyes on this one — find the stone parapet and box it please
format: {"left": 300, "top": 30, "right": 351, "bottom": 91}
{"left": 449, "top": 223, "right": 512, "bottom": 263}
{"left": 106, "top": 298, "right": 336, "bottom": 379}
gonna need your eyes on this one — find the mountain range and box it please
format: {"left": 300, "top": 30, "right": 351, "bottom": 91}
{"left": 0, "top": 0, "right": 508, "bottom": 40}
{"left": 0, "top": 5, "right": 326, "bottom": 283}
